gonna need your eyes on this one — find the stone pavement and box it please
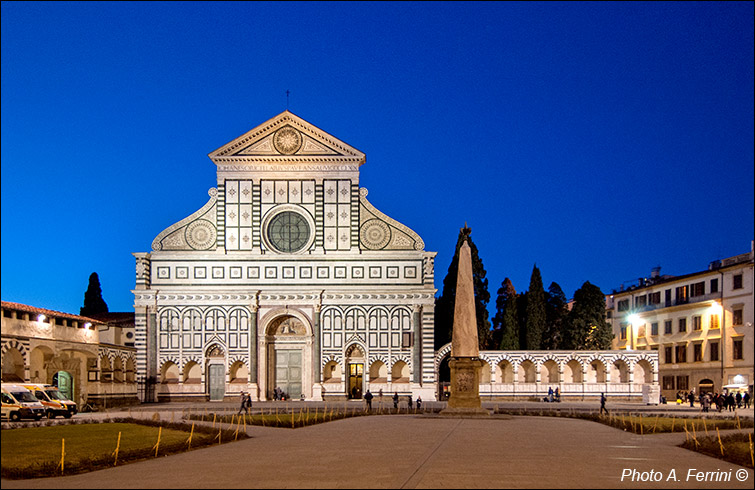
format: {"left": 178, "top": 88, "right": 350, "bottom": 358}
{"left": 2, "top": 402, "right": 753, "bottom": 489}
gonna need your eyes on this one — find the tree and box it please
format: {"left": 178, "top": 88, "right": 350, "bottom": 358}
{"left": 543, "top": 282, "right": 568, "bottom": 350}
{"left": 492, "top": 278, "right": 519, "bottom": 350}
{"left": 516, "top": 292, "right": 528, "bottom": 350}
{"left": 564, "top": 281, "right": 612, "bottom": 350}
{"left": 434, "top": 226, "right": 492, "bottom": 350}
{"left": 524, "top": 264, "right": 546, "bottom": 350}
{"left": 80, "top": 272, "right": 109, "bottom": 316}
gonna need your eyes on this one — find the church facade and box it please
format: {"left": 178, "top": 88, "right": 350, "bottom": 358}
{"left": 133, "top": 112, "right": 438, "bottom": 402}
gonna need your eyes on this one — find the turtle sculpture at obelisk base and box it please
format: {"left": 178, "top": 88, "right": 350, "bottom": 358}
{"left": 440, "top": 226, "right": 491, "bottom": 416}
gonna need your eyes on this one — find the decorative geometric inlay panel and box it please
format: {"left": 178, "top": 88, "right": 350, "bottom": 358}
{"left": 185, "top": 219, "right": 216, "bottom": 250}
{"left": 360, "top": 219, "right": 391, "bottom": 250}
{"left": 273, "top": 126, "right": 302, "bottom": 155}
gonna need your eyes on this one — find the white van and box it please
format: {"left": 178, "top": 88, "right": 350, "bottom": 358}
{"left": 1, "top": 384, "right": 45, "bottom": 421}
{"left": 21, "top": 383, "right": 77, "bottom": 419}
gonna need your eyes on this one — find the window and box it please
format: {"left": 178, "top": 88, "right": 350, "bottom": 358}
{"left": 2, "top": 309, "right": 12, "bottom": 318}
{"left": 651, "top": 322, "right": 658, "bottom": 336}
{"left": 733, "top": 274, "right": 743, "bottom": 290}
{"left": 662, "top": 376, "right": 675, "bottom": 390}
{"left": 676, "top": 285, "right": 689, "bottom": 304}
{"left": 676, "top": 376, "right": 689, "bottom": 391}
{"left": 693, "top": 343, "right": 702, "bottom": 362}
{"left": 692, "top": 316, "right": 702, "bottom": 331}
{"left": 710, "top": 278, "right": 718, "bottom": 293}
{"left": 648, "top": 292, "right": 661, "bottom": 305}
{"left": 733, "top": 308, "right": 743, "bottom": 325}
{"left": 664, "top": 346, "right": 673, "bottom": 364}
{"left": 619, "top": 324, "right": 627, "bottom": 341}
{"left": 635, "top": 295, "right": 647, "bottom": 308}
{"left": 675, "top": 344, "right": 687, "bottom": 363}
{"left": 732, "top": 339, "right": 743, "bottom": 360}
{"left": 665, "top": 289, "right": 672, "bottom": 306}
{"left": 678, "top": 318, "right": 687, "bottom": 333}
{"left": 709, "top": 341, "right": 719, "bottom": 362}
{"left": 709, "top": 314, "right": 719, "bottom": 329}
{"left": 664, "top": 320, "right": 672, "bottom": 335}
{"left": 617, "top": 299, "right": 629, "bottom": 312}
{"left": 691, "top": 282, "right": 705, "bottom": 297}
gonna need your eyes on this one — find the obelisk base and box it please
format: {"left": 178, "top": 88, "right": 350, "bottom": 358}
{"left": 439, "top": 357, "right": 490, "bottom": 417}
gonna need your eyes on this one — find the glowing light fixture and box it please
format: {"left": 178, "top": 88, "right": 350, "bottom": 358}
{"left": 84, "top": 322, "right": 92, "bottom": 329}
{"left": 37, "top": 314, "right": 46, "bottom": 322}
{"left": 627, "top": 314, "right": 643, "bottom": 326}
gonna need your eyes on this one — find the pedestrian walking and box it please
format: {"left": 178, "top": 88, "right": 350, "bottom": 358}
{"left": 238, "top": 391, "right": 249, "bottom": 415}
{"left": 416, "top": 396, "right": 422, "bottom": 411}
{"left": 393, "top": 392, "right": 399, "bottom": 410}
{"left": 744, "top": 392, "right": 751, "bottom": 409}
{"left": 408, "top": 396, "right": 413, "bottom": 410}
{"left": 600, "top": 393, "right": 609, "bottom": 415}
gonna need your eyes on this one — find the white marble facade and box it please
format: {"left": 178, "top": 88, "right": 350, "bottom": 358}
{"left": 133, "top": 111, "right": 437, "bottom": 402}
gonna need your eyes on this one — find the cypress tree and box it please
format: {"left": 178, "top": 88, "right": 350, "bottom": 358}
{"left": 566, "top": 281, "right": 612, "bottom": 350}
{"left": 524, "top": 264, "right": 546, "bottom": 350}
{"left": 492, "top": 278, "right": 519, "bottom": 350}
{"left": 543, "top": 282, "right": 568, "bottom": 350}
{"left": 80, "top": 272, "right": 109, "bottom": 316}
{"left": 516, "top": 292, "right": 528, "bottom": 350}
{"left": 434, "top": 226, "right": 492, "bottom": 350}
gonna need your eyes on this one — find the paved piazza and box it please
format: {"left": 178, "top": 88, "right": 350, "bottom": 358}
{"left": 2, "top": 402, "right": 753, "bottom": 489}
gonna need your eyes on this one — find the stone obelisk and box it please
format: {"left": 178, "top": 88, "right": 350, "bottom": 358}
{"left": 440, "top": 226, "right": 490, "bottom": 416}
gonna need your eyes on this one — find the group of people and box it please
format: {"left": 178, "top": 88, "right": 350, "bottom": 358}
{"left": 361, "top": 390, "right": 422, "bottom": 411}
{"left": 693, "top": 391, "right": 750, "bottom": 413}
{"left": 544, "top": 387, "right": 561, "bottom": 403}
{"left": 272, "top": 386, "right": 287, "bottom": 401}
{"left": 237, "top": 391, "right": 253, "bottom": 415}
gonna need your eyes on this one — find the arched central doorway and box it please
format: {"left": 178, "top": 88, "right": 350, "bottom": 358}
{"left": 345, "top": 344, "right": 365, "bottom": 399}
{"left": 206, "top": 344, "right": 226, "bottom": 401}
{"left": 267, "top": 316, "right": 307, "bottom": 400}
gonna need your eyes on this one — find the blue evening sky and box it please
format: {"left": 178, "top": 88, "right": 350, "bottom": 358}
{"left": 2, "top": 1, "right": 753, "bottom": 316}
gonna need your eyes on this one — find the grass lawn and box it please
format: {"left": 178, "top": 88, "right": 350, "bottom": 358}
{"left": 494, "top": 407, "right": 754, "bottom": 434}
{"left": 681, "top": 431, "right": 755, "bottom": 469}
{"left": 1, "top": 419, "right": 247, "bottom": 479}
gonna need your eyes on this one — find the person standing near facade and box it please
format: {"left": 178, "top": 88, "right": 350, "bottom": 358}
{"left": 393, "top": 392, "right": 399, "bottom": 410}
{"left": 744, "top": 392, "right": 751, "bottom": 409}
{"left": 600, "top": 393, "right": 609, "bottom": 415}
{"left": 364, "top": 390, "right": 373, "bottom": 411}
{"left": 416, "top": 396, "right": 422, "bottom": 411}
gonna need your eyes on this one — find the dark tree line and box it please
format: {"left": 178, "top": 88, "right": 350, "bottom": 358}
{"left": 434, "top": 231, "right": 613, "bottom": 351}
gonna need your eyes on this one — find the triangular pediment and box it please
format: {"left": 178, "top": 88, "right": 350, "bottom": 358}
{"left": 208, "top": 111, "right": 365, "bottom": 165}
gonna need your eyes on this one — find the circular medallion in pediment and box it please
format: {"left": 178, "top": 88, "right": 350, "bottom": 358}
{"left": 185, "top": 219, "right": 216, "bottom": 250}
{"left": 360, "top": 219, "right": 391, "bottom": 250}
{"left": 273, "top": 126, "right": 303, "bottom": 155}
